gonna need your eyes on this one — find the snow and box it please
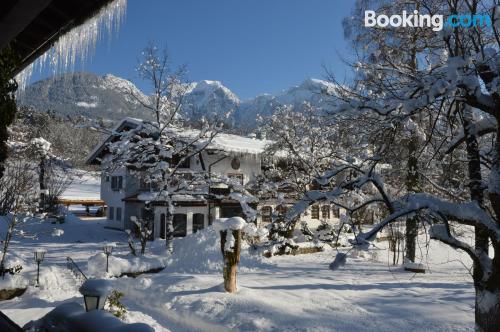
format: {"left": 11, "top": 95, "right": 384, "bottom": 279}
{"left": 0, "top": 274, "right": 28, "bottom": 290}
{"left": 76, "top": 101, "right": 98, "bottom": 108}
{"left": 213, "top": 217, "right": 247, "bottom": 232}
{"left": 446, "top": 116, "right": 497, "bottom": 153}
{"left": 0, "top": 205, "right": 477, "bottom": 331}
{"left": 164, "top": 227, "right": 269, "bottom": 274}
{"left": 88, "top": 253, "right": 167, "bottom": 278}
{"left": 26, "top": 301, "right": 154, "bottom": 332}
{"left": 90, "top": 117, "right": 272, "bottom": 161}
{"left": 189, "top": 80, "right": 241, "bottom": 106}
{"left": 0, "top": 217, "right": 474, "bottom": 331}
{"left": 60, "top": 170, "right": 101, "bottom": 200}
{"left": 206, "top": 131, "right": 270, "bottom": 155}
{"left": 403, "top": 260, "right": 425, "bottom": 271}
{"left": 79, "top": 279, "right": 112, "bottom": 297}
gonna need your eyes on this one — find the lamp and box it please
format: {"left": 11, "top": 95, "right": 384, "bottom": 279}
{"left": 34, "top": 249, "right": 46, "bottom": 287}
{"left": 79, "top": 279, "right": 111, "bottom": 312}
{"left": 103, "top": 243, "right": 115, "bottom": 274}
{"left": 83, "top": 293, "right": 106, "bottom": 311}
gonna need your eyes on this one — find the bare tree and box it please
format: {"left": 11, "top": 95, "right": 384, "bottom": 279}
{"left": 0, "top": 159, "right": 37, "bottom": 277}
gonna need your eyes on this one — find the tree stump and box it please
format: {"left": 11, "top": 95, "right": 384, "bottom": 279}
{"left": 220, "top": 229, "right": 241, "bottom": 293}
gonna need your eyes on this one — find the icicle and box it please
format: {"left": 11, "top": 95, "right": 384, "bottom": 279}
{"left": 15, "top": 0, "right": 127, "bottom": 90}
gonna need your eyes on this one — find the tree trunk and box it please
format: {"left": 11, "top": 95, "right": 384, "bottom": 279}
{"left": 475, "top": 288, "right": 500, "bottom": 332}
{"left": 462, "top": 110, "right": 489, "bottom": 313}
{"left": 165, "top": 209, "right": 173, "bottom": 253}
{"left": 38, "top": 158, "right": 46, "bottom": 213}
{"left": 474, "top": 115, "right": 500, "bottom": 331}
{"left": 405, "top": 137, "right": 419, "bottom": 264}
{"left": 220, "top": 229, "right": 241, "bottom": 293}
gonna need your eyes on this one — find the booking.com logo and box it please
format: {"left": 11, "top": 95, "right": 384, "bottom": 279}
{"left": 365, "top": 10, "right": 492, "bottom": 31}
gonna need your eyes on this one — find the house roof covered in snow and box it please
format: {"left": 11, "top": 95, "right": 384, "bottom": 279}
{"left": 86, "top": 117, "right": 271, "bottom": 165}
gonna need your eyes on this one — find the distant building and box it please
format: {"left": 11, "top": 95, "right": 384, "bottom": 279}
{"left": 87, "top": 118, "right": 340, "bottom": 239}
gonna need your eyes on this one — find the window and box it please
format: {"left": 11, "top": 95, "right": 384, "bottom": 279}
{"left": 228, "top": 173, "right": 244, "bottom": 185}
{"left": 276, "top": 205, "right": 288, "bottom": 215}
{"left": 332, "top": 206, "right": 340, "bottom": 219}
{"left": 116, "top": 207, "right": 122, "bottom": 221}
{"left": 173, "top": 214, "right": 187, "bottom": 237}
{"left": 105, "top": 175, "right": 110, "bottom": 182}
{"left": 193, "top": 213, "right": 204, "bottom": 233}
{"left": 160, "top": 213, "right": 166, "bottom": 239}
{"left": 111, "top": 176, "right": 123, "bottom": 191}
{"left": 321, "top": 205, "right": 330, "bottom": 219}
{"left": 108, "top": 207, "right": 114, "bottom": 220}
{"left": 311, "top": 205, "right": 320, "bottom": 219}
{"left": 261, "top": 206, "right": 272, "bottom": 223}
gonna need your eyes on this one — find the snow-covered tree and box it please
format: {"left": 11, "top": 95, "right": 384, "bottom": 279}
{"left": 288, "top": 1, "right": 500, "bottom": 330}
{"left": 105, "top": 44, "right": 223, "bottom": 252}
{"left": 0, "top": 45, "right": 18, "bottom": 180}
{"left": 260, "top": 103, "right": 350, "bottom": 235}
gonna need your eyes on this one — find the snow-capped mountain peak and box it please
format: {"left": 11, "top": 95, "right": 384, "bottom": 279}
{"left": 19, "top": 72, "right": 338, "bottom": 130}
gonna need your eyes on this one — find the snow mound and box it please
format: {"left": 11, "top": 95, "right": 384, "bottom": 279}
{"left": 165, "top": 227, "right": 271, "bottom": 274}
{"left": 80, "top": 279, "right": 112, "bottom": 297}
{"left": 0, "top": 273, "right": 28, "bottom": 290}
{"left": 88, "top": 253, "right": 167, "bottom": 278}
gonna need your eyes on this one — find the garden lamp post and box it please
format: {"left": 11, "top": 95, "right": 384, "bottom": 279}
{"left": 34, "top": 249, "right": 46, "bottom": 287}
{"left": 103, "top": 243, "right": 115, "bottom": 274}
{"left": 79, "top": 279, "right": 111, "bottom": 312}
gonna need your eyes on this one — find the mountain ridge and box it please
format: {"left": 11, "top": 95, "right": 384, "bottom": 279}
{"left": 18, "top": 72, "right": 337, "bottom": 129}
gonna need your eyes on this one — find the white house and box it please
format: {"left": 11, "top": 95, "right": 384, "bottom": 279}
{"left": 87, "top": 117, "right": 341, "bottom": 240}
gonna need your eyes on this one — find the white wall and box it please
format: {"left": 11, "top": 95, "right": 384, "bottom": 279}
{"left": 100, "top": 165, "right": 127, "bottom": 230}
{"left": 202, "top": 152, "right": 261, "bottom": 184}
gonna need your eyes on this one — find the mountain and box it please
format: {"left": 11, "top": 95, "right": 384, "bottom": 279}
{"left": 19, "top": 72, "right": 338, "bottom": 129}
{"left": 236, "top": 78, "right": 338, "bottom": 127}
{"left": 18, "top": 72, "right": 153, "bottom": 121}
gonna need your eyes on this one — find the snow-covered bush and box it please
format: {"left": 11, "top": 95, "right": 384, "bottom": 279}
{"left": 242, "top": 222, "right": 268, "bottom": 247}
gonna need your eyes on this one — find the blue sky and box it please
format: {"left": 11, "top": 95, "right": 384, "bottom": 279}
{"left": 30, "top": 0, "right": 355, "bottom": 100}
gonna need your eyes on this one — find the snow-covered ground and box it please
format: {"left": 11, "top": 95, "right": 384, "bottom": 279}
{"left": 0, "top": 172, "right": 476, "bottom": 331}
{"left": 0, "top": 211, "right": 475, "bottom": 331}
{"left": 60, "top": 170, "right": 101, "bottom": 200}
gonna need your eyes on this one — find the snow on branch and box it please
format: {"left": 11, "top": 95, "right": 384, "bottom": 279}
{"left": 357, "top": 194, "right": 500, "bottom": 244}
{"left": 446, "top": 116, "right": 497, "bottom": 154}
